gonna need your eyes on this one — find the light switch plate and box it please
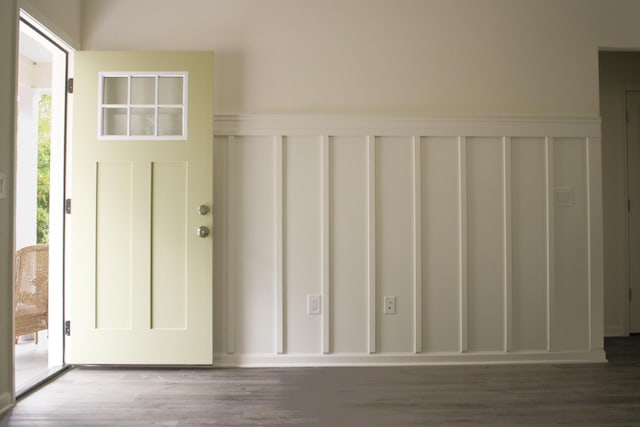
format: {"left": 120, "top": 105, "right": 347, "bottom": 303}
{"left": 554, "top": 187, "right": 574, "bottom": 207}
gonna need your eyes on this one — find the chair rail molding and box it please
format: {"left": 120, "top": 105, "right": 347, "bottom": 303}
{"left": 214, "top": 114, "right": 601, "bottom": 138}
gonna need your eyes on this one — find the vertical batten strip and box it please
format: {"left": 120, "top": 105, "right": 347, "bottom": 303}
{"left": 321, "top": 136, "right": 331, "bottom": 354}
{"left": 545, "top": 136, "right": 555, "bottom": 352}
{"left": 586, "top": 137, "right": 603, "bottom": 350}
{"left": 503, "top": 137, "right": 513, "bottom": 353}
{"left": 585, "top": 138, "right": 592, "bottom": 350}
{"left": 275, "top": 136, "right": 284, "bottom": 354}
{"left": 458, "top": 136, "right": 468, "bottom": 353}
{"left": 226, "top": 136, "right": 236, "bottom": 354}
{"left": 412, "top": 136, "right": 423, "bottom": 354}
{"left": 367, "top": 136, "right": 377, "bottom": 354}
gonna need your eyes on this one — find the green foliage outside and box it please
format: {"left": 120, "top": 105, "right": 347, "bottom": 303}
{"left": 37, "top": 93, "right": 51, "bottom": 243}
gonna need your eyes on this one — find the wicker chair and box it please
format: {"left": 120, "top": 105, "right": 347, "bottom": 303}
{"left": 15, "top": 244, "right": 48, "bottom": 344}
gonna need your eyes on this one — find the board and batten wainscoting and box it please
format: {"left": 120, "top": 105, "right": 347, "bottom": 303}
{"left": 211, "top": 115, "right": 604, "bottom": 367}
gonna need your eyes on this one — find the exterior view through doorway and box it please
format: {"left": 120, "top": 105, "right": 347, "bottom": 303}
{"left": 15, "top": 13, "right": 69, "bottom": 395}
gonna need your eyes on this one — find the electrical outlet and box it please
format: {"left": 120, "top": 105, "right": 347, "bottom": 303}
{"left": 307, "top": 295, "right": 321, "bottom": 315}
{"left": 384, "top": 296, "right": 396, "bottom": 314}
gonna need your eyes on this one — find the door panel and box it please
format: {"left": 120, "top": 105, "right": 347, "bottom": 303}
{"left": 69, "top": 51, "right": 213, "bottom": 364}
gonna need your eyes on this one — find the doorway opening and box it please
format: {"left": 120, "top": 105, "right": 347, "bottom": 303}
{"left": 15, "top": 13, "right": 70, "bottom": 395}
{"left": 599, "top": 51, "right": 640, "bottom": 337}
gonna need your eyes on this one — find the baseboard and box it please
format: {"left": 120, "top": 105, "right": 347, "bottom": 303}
{"left": 0, "top": 392, "right": 14, "bottom": 417}
{"left": 605, "top": 327, "right": 627, "bottom": 337}
{"left": 214, "top": 350, "right": 607, "bottom": 368}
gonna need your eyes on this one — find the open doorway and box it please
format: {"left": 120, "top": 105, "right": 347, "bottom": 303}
{"left": 14, "top": 14, "right": 69, "bottom": 394}
{"left": 600, "top": 51, "right": 640, "bottom": 337}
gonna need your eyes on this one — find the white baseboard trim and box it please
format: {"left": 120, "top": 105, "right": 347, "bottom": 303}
{"left": 605, "top": 327, "right": 628, "bottom": 337}
{"left": 0, "top": 392, "right": 13, "bottom": 417}
{"left": 214, "top": 350, "right": 607, "bottom": 368}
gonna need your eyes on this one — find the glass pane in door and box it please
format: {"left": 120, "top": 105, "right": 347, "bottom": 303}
{"left": 130, "top": 107, "right": 155, "bottom": 136}
{"left": 103, "top": 77, "right": 128, "bottom": 105}
{"left": 158, "top": 77, "right": 183, "bottom": 105}
{"left": 158, "top": 107, "right": 183, "bottom": 136}
{"left": 131, "top": 76, "right": 156, "bottom": 105}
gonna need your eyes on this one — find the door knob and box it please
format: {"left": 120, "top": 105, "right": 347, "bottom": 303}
{"left": 197, "top": 226, "right": 210, "bottom": 238}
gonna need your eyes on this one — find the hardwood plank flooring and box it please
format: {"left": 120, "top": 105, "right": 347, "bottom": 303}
{"left": 1, "top": 337, "right": 639, "bottom": 426}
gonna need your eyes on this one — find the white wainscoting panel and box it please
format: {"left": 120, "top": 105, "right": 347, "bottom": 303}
{"left": 233, "top": 136, "right": 276, "bottom": 355}
{"left": 552, "top": 138, "right": 590, "bottom": 351}
{"left": 376, "top": 136, "right": 414, "bottom": 354}
{"left": 510, "top": 138, "right": 548, "bottom": 352}
{"left": 466, "top": 137, "right": 505, "bottom": 352}
{"left": 284, "top": 136, "right": 322, "bottom": 354}
{"left": 421, "top": 137, "right": 460, "bottom": 353}
{"left": 330, "top": 136, "right": 369, "bottom": 354}
{"left": 213, "top": 115, "right": 605, "bottom": 366}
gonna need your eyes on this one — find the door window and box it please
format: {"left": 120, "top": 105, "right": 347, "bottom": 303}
{"left": 99, "top": 72, "right": 187, "bottom": 139}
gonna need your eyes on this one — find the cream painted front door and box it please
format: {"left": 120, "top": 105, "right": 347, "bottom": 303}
{"left": 69, "top": 51, "right": 214, "bottom": 364}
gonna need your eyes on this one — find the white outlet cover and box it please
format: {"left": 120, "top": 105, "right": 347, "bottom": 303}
{"left": 307, "top": 295, "right": 321, "bottom": 315}
{"left": 384, "top": 296, "right": 396, "bottom": 314}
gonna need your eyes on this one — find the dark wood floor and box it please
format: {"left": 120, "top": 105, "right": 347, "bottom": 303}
{"left": 2, "top": 337, "right": 639, "bottom": 426}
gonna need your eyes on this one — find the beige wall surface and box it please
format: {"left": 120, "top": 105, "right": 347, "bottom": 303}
{"left": 0, "top": 0, "right": 17, "bottom": 414}
{"left": 19, "top": 0, "right": 82, "bottom": 48}
{"left": 79, "top": 0, "right": 640, "bottom": 116}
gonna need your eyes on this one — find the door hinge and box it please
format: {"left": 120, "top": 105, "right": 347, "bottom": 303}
{"left": 64, "top": 320, "right": 71, "bottom": 336}
{"left": 629, "top": 199, "right": 632, "bottom": 212}
{"left": 65, "top": 198, "right": 71, "bottom": 214}
{"left": 67, "top": 78, "right": 74, "bottom": 94}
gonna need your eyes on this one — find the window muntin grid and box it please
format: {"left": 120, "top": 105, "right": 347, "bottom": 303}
{"left": 99, "top": 72, "right": 187, "bottom": 140}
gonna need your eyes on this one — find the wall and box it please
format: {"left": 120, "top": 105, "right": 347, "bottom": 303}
{"left": 75, "top": 0, "right": 640, "bottom": 365}
{"left": 599, "top": 52, "right": 640, "bottom": 336}
{"left": 80, "top": 0, "right": 638, "bottom": 117}
{"left": 0, "top": 0, "right": 17, "bottom": 414}
{"left": 19, "top": 0, "right": 82, "bottom": 49}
